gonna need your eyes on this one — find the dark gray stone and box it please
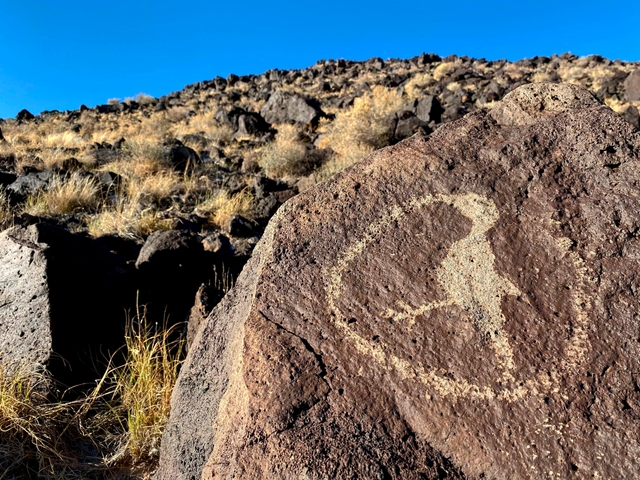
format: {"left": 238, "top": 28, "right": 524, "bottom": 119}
{"left": 624, "top": 70, "right": 640, "bottom": 101}
{"left": 260, "top": 91, "right": 323, "bottom": 125}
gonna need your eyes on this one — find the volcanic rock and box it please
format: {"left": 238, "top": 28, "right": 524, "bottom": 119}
{"left": 156, "top": 82, "right": 640, "bottom": 479}
{"left": 15, "top": 109, "right": 35, "bottom": 123}
{"left": 0, "top": 223, "right": 137, "bottom": 388}
{"left": 414, "top": 95, "right": 444, "bottom": 124}
{"left": 7, "top": 170, "right": 57, "bottom": 200}
{"left": 136, "top": 230, "right": 209, "bottom": 328}
{"left": 624, "top": 69, "right": 640, "bottom": 101}
{"left": 260, "top": 91, "right": 323, "bottom": 125}
{"left": 161, "top": 139, "right": 201, "bottom": 173}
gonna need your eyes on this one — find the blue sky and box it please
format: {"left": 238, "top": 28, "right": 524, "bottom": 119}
{"left": 0, "top": 0, "right": 638, "bottom": 119}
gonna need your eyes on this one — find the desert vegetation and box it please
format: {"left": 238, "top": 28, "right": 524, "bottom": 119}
{"left": 0, "top": 310, "right": 183, "bottom": 479}
{"left": 1, "top": 52, "right": 639, "bottom": 478}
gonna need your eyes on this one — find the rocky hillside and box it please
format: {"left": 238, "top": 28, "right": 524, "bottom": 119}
{"left": 0, "top": 53, "right": 638, "bottom": 252}
{"left": 1, "top": 53, "right": 640, "bottom": 478}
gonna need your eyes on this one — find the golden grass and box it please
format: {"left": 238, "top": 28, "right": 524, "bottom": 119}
{"left": 258, "top": 124, "right": 309, "bottom": 177}
{"left": 88, "top": 199, "right": 175, "bottom": 239}
{"left": 316, "top": 85, "right": 404, "bottom": 174}
{"left": 111, "top": 311, "right": 184, "bottom": 466}
{"left": 433, "top": 59, "right": 462, "bottom": 81}
{"left": 195, "top": 188, "right": 254, "bottom": 229}
{"left": 24, "top": 173, "right": 101, "bottom": 216}
{"left": 0, "top": 309, "right": 185, "bottom": 478}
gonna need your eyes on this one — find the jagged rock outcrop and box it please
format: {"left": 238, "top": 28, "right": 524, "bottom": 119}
{"left": 0, "top": 223, "right": 138, "bottom": 387}
{"left": 156, "top": 83, "right": 640, "bottom": 479}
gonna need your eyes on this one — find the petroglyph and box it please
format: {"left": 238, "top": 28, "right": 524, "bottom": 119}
{"left": 324, "top": 193, "right": 591, "bottom": 402}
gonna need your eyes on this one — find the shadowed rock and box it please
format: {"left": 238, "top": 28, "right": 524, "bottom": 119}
{"left": 0, "top": 224, "right": 138, "bottom": 388}
{"left": 157, "top": 82, "right": 640, "bottom": 478}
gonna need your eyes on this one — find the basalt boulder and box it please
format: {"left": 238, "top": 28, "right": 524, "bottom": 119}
{"left": 156, "top": 83, "right": 640, "bottom": 479}
{"left": 0, "top": 223, "right": 138, "bottom": 388}
{"left": 260, "top": 91, "right": 324, "bottom": 125}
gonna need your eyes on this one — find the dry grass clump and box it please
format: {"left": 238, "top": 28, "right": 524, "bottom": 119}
{"left": 24, "top": 173, "right": 101, "bottom": 216}
{"left": 110, "top": 312, "right": 184, "bottom": 466}
{"left": 88, "top": 196, "right": 175, "bottom": 239}
{"left": 127, "top": 172, "right": 180, "bottom": 206}
{"left": 0, "top": 311, "right": 185, "bottom": 478}
{"left": 433, "top": 59, "right": 462, "bottom": 81}
{"left": 259, "top": 124, "right": 309, "bottom": 177}
{"left": 43, "top": 132, "right": 84, "bottom": 150}
{"left": 317, "top": 85, "right": 404, "bottom": 175}
{"left": 195, "top": 188, "right": 254, "bottom": 229}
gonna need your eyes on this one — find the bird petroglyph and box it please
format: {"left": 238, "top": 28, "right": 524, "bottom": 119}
{"left": 325, "top": 192, "right": 590, "bottom": 402}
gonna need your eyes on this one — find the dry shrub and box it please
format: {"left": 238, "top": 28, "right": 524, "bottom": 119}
{"left": 0, "top": 363, "right": 66, "bottom": 477}
{"left": 43, "top": 132, "right": 84, "bottom": 150}
{"left": 88, "top": 196, "right": 175, "bottom": 239}
{"left": 0, "top": 191, "right": 13, "bottom": 229}
{"left": 166, "top": 107, "right": 191, "bottom": 123}
{"left": 127, "top": 172, "right": 180, "bottom": 206}
{"left": 110, "top": 311, "right": 184, "bottom": 467}
{"left": 0, "top": 309, "right": 185, "bottom": 478}
{"left": 24, "top": 173, "right": 101, "bottom": 216}
{"left": 316, "top": 85, "right": 404, "bottom": 174}
{"left": 259, "top": 124, "right": 309, "bottom": 177}
{"left": 433, "top": 59, "right": 462, "bottom": 81}
{"left": 532, "top": 71, "right": 555, "bottom": 83}
{"left": 195, "top": 188, "right": 254, "bottom": 229}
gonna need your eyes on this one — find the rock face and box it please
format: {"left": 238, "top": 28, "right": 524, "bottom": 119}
{"left": 624, "top": 69, "right": 640, "bottom": 101}
{"left": 0, "top": 224, "right": 137, "bottom": 387}
{"left": 260, "top": 91, "right": 323, "bottom": 125}
{"left": 156, "top": 83, "right": 640, "bottom": 479}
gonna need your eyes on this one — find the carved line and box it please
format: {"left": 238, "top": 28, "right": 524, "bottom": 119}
{"left": 324, "top": 193, "right": 591, "bottom": 402}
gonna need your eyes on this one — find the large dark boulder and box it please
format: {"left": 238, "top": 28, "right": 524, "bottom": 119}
{"left": 161, "top": 139, "right": 201, "bottom": 172}
{"left": 260, "top": 91, "right": 324, "bottom": 125}
{"left": 414, "top": 95, "right": 444, "bottom": 124}
{"left": 0, "top": 224, "right": 138, "bottom": 388}
{"left": 7, "top": 170, "right": 57, "bottom": 200}
{"left": 135, "top": 230, "right": 209, "bottom": 328}
{"left": 15, "top": 109, "right": 35, "bottom": 123}
{"left": 156, "top": 83, "right": 640, "bottom": 479}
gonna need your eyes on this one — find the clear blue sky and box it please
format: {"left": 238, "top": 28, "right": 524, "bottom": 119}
{"left": 0, "top": 0, "right": 638, "bottom": 119}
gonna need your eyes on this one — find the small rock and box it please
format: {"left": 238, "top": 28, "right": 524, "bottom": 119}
{"left": 60, "top": 157, "right": 83, "bottom": 172}
{"left": 161, "top": 139, "right": 201, "bottom": 172}
{"left": 228, "top": 214, "right": 256, "bottom": 237}
{"left": 186, "top": 284, "right": 224, "bottom": 350}
{"left": 622, "top": 105, "right": 639, "bottom": 129}
{"left": 624, "top": 70, "right": 640, "bottom": 101}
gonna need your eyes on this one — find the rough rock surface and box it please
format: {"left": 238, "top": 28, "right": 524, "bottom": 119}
{"left": 158, "top": 82, "right": 640, "bottom": 479}
{"left": 624, "top": 69, "right": 640, "bottom": 101}
{"left": 0, "top": 224, "right": 137, "bottom": 387}
{"left": 260, "top": 91, "right": 324, "bottom": 125}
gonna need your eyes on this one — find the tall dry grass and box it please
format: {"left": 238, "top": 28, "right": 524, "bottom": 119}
{"left": 24, "top": 173, "right": 101, "bottom": 216}
{"left": 0, "top": 309, "right": 185, "bottom": 479}
{"left": 316, "top": 85, "right": 404, "bottom": 178}
{"left": 258, "top": 124, "right": 309, "bottom": 178}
